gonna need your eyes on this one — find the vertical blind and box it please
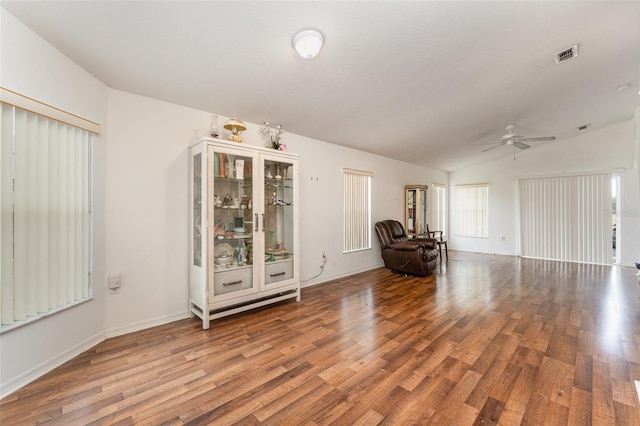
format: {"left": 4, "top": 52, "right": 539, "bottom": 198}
{"left": 1, "top": 104, "right": 92, "bottom": 327}
{"left": 343, "top": 168, "right": 372, "bottom": 252}
{"left": 455, "top": 184, "right": 489, "bottom": 238}
{"left": 430, "top": 184, "right": 447, "bottom": 235}
{"left": 518, "top": 173, "right": 612, "bottom": 264}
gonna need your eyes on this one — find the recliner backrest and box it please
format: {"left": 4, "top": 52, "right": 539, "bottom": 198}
{"left": 374, "top": 220, "right": 408, "bottom": 250}
{"left": 387, "top": 220, "right": 407, "bottom": 241}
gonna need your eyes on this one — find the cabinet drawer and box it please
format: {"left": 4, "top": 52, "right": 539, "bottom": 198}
{"left": 264, "top": 259, "right": 293, "bottom": 285}
{"left": 214, "top": 267, "right": 253, "bottom": 296}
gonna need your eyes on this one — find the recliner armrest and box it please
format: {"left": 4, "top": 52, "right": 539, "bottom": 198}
{"left": 388, "top": 241, "right": 433, "bottom": 251}
{"left": 413, "top": 237, "right": 437, "bottom": 249}
{"left": 388, "top": 241, "right": 423, "bottom": 251}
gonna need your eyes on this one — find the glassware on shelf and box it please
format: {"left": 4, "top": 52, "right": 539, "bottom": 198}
{"left": 209, "top": 114, "right": 220, "bottom": 138}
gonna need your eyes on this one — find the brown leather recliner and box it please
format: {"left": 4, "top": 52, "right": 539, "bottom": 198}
{"left": 375, "top": 220, "right": 439, "bottom": 276}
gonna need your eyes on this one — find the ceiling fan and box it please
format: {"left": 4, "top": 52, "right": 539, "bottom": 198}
{"left": 481, "top": 124, "right": 556, "bottom": 152}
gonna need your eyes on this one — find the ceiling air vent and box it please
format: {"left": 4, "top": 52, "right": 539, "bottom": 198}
{"left": 555, "top": 44, "right": 579, "bottom": 64}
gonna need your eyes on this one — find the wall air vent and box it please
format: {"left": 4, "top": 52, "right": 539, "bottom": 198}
{"left": 555, "top": 44, "right": 579, "bottom": 64}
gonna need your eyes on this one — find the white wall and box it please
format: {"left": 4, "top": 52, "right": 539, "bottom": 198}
{"left": 104, "top": 91, "right": 212, "bottom": 335}
{"left": 449, "top": 119, "right": 639, "bottom": 267}
{"left": 103, "top": 90, "right": 448, "bottom": 334}
{"left": 0, "top": 9, "right": 109, "bottom": 397}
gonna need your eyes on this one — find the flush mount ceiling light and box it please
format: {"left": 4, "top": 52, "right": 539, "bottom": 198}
{"left": 292, "top": 29, "right": 324, "bottom": 58}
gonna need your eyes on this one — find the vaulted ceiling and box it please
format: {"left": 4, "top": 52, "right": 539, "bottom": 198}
{"left": 3, "top": 1, "right": 639, "bottom": 171}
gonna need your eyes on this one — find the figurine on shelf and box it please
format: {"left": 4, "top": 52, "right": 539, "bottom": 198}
{"left": 223, "top": 194, "right": 233, "bottom": 207}
{"left": 271, "top": 190, "right": 277, "bottom": 205}
{"left": 236, "top": 243, "right": 247, "bottom": 265}
{"left": 214, "top": 221, "right": 225, "bottom": 238}
{"left": 215, "top": 195, "right": 222, "bottom": 208}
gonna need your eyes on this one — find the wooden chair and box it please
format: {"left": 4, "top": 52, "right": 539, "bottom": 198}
{"left": 426, "top": 224, "right": 448, "bottom": 261}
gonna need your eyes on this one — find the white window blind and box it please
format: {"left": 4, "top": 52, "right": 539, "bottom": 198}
{"left": 343, "top": 168, "right": 372, "bottom": 253}
{"left": 1, "top": 103, "right": 93, "bottom": 329}
{"left": 430, "top": 184, "right": 447, "bottom": 236}
{"left": 455, "top": 184, "right": 488, "bottom": 238}
{"left": 518, "top": 173, "right": 612, "bottom": 264}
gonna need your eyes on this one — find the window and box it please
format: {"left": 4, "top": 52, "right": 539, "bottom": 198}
{"left": 1, "top": 94, "right": 98, "bottom": 331}
{"left": 518, "top": 173, "right": 612, "bottom": 264}
{"left": 455, "top": 184, "right": 488, "bottom": 238}
{"left": 430, "top": 184, "right": 447, "bottom": 236}
{"left": 343, "top": 168, "right": 372, "bottom": 252}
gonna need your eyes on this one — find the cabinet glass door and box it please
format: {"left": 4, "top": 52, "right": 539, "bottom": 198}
{"left": 417, "top": 187, "right": 427, "bottom": 237}
{"left": 407, "top": 189, "right": 416, "bottom": 235}
{"left": 263, "top": 159, "right": 295, "bottom": 288}
{"left": 209, "top": 148, "right": 256, "bottom": 299}
{"left": 193, "top": 153, "right": 202, "bottom": 267}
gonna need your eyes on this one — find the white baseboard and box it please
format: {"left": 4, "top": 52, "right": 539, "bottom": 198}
{"left": 0, "top": 331, "right": 106, "bottom": 399}
{"left": 105, "top": 311, "right": 190, "bottom": 338}
{"left": 301, "top": 263, "right": 384, "bottom": 288}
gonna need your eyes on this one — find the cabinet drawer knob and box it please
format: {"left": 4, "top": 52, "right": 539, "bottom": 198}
{"left": 270, "top": 272, "right": 286, "bottom": 277}
{"left": 222, "top": 280, "right": 243, "bottom": 286}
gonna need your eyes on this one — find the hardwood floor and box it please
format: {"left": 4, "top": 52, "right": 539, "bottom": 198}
{"left": 2, "top": 251, "right": 640, "bottom": 425}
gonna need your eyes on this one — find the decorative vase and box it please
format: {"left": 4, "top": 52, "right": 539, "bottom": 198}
{"left": 209, "top": 114, "right": 220, "bottom": 138}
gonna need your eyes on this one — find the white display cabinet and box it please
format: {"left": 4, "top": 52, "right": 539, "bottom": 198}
{"left": 189, "top": 137, "right": 299, "bottom": 329}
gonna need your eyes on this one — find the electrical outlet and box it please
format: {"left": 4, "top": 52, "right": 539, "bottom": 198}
{"left": 108, "top": 273, "right": 121, "bottom": 294}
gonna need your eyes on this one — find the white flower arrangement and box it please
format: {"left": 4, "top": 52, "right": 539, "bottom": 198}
{"left": 261, "top": 122, "right": 286, "bottom": 150}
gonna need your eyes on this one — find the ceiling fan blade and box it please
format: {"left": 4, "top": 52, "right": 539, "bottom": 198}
{"left": 517, "top": 136, "right": 556, "bottom": 142}
{"left": 482, "top": 143, "right": 504, "bottom": 152}
{"left": 513, "top": 141, "right": 530, "bottom": 150}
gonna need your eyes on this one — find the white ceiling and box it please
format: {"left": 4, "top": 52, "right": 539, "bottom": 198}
{"left": 3, "top": 1, "right": 639, "bottom": 171}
